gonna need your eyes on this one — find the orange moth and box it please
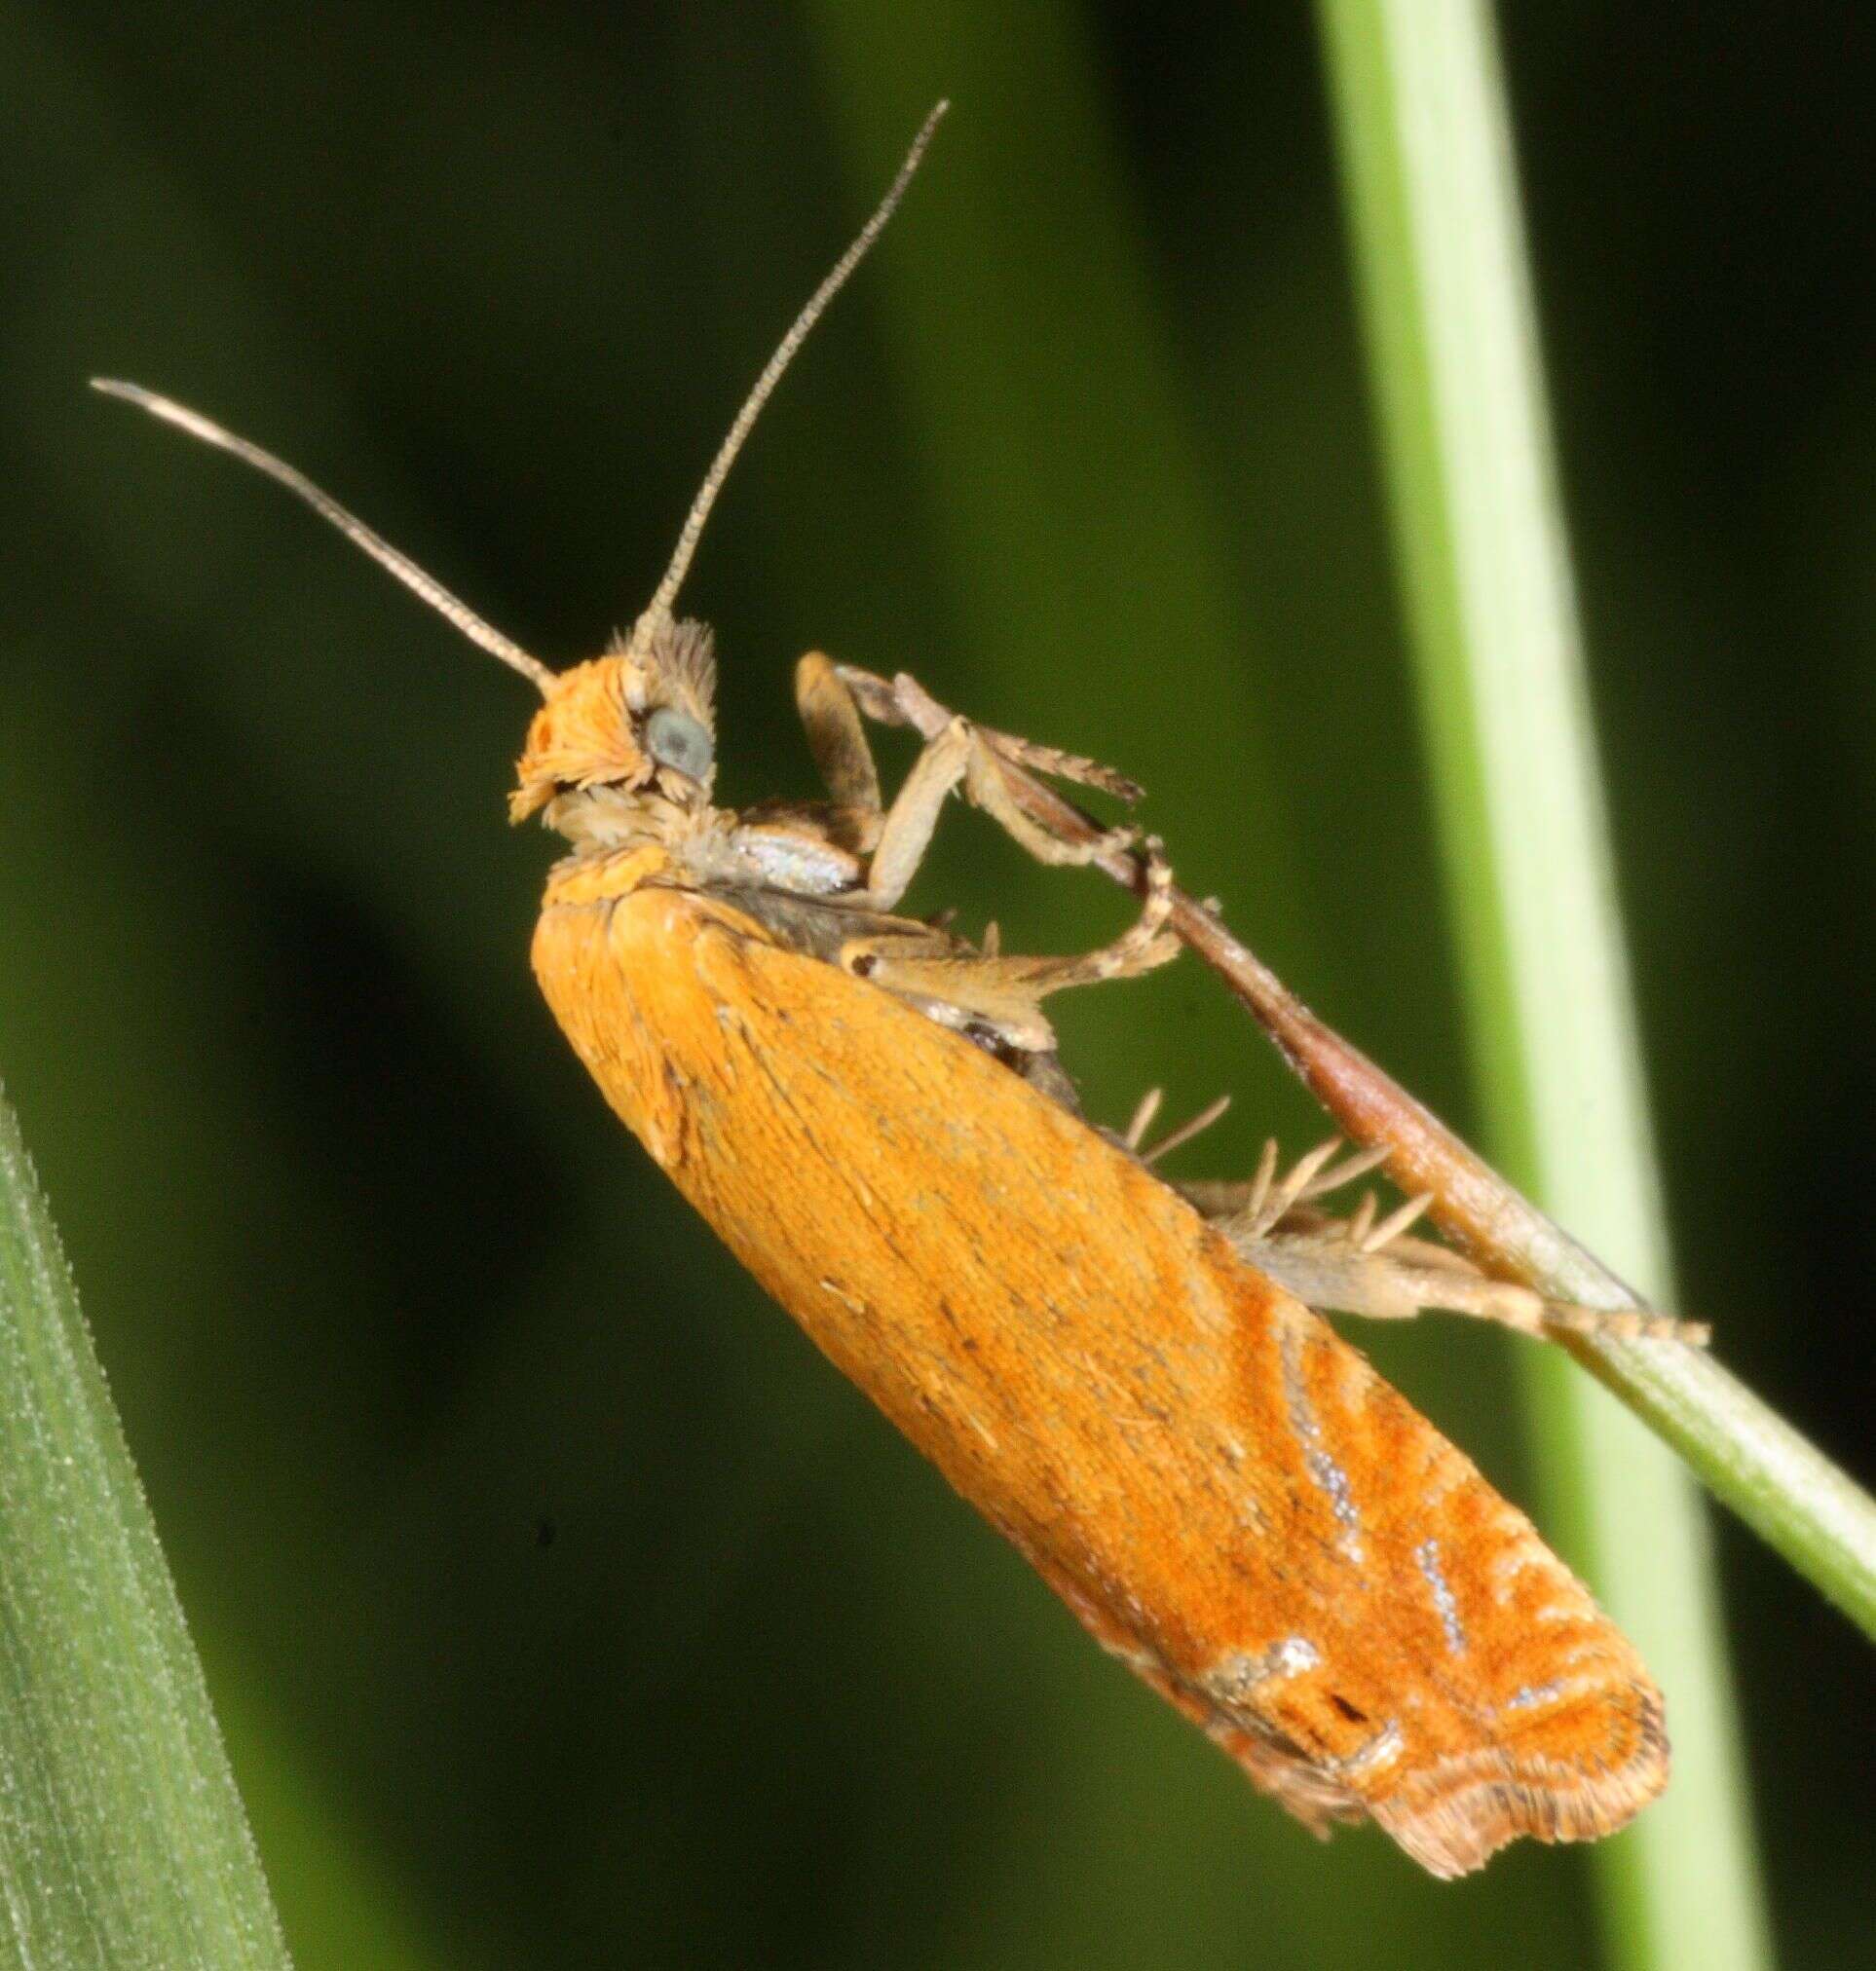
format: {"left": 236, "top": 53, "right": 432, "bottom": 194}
{"left": 94, "top": 104, "right": 1705, "bottom": 1877}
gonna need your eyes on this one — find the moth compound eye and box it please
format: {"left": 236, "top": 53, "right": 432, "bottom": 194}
{"left": 645, "top": 707, "right": 714, "bottom": 780}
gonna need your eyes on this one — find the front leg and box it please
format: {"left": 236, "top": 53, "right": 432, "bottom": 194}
{"left": 795, "top": 651, "right": 882, "bottom": 817}
{"left": 835, "top": 662, "right": 1144, "bottom": 873}
{"left": 863, "top": 717, "right": 976, "bottom": 908}
{"left": 803, "top": 664, "right": 1064, "bottom": 911}
{"left": 795, "top": 651, "right": 978, "bottom": 901}
{"left": 795, "top": 654, "right": 1144, "bottom": 904}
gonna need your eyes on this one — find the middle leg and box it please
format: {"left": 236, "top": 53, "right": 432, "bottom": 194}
{"left": 839, "top": 839, "right": 1182, "bottom": 1049}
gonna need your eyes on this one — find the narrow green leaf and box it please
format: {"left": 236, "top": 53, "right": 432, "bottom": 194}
{"left": 1315, "top": 3, "right": 1776, "bottom": 1967}
{"left": 0, "top": 1086, "right": 291, "bottom": 1971}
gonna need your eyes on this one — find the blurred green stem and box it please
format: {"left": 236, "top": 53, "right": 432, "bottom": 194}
{"left": 0, "top": 1086, "right": 291, "bottom": 1970}
{"left": 1315, "top": 1, "right": 1774, "bottom": 1966}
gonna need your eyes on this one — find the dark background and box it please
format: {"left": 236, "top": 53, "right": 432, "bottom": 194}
{"left": 3, "top": 5, "right": 1871, "bottom": 1965}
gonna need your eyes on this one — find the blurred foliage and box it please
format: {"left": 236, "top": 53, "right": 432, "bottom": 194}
{"left": 1, "top": 4, "right": 1870, "bottom": 1966}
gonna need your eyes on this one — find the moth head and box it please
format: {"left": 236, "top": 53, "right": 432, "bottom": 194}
{"left": 508, "top": 617, "right": 718, "bottom": 824}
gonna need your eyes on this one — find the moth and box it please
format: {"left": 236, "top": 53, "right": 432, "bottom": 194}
{"left": 96, "top": 105, "right": 1701, "bottom": 1877}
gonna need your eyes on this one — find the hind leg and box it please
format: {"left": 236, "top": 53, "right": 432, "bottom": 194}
{"left": 1180, "top": 1139, "right": 1708, "bottom": 1344}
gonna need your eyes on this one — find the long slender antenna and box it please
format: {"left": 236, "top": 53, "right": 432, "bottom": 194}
{"left": 635, "top": 98, "right": 949, "bottom": 643}
{"left": 90, "top": 378, "right": 557, "bottom": 695}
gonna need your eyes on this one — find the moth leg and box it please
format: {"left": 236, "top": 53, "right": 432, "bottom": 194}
{"left": 861, "top": 715, "right": 977, "bottom": 908}
{"left": 958, "top": 741, "right": 1128, "bottom": 872}
{"left": 838, "top": 944, "right": 1057, "bottom": 1053}
{"left": 859, "top": 715, "right": 1142, "bottom": 911}
{"left": 795, "top": 651, "right": 883, "bottom": 816}
{"left": 732, "top": 657, "right": 890, "bottom": 872}
{"left": 841, "top": 838, "right": 1182, "bottom": 1046}
{"left": 1182, "top": 1140, "right": 1710, "bottom": 1345}
{"left": 834, "top": 662, "right": 1142, "bottom": 874}
{"left": 798, "top": 651, "right": 1105, "bottom": 889}
{"left": 969, "top": 835, "right": 1182, "bottom": 996}
{"left": 801, "top": 651, "right": 1066, "bottom": 898}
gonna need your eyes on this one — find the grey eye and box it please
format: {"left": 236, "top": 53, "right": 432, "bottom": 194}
{"left": 645, "top": 707, "right": 714, "bottom": 780}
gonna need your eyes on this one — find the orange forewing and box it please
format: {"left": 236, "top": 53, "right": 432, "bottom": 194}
{"left": 533, "top": 845, "right": 1666, "bottom": 1878}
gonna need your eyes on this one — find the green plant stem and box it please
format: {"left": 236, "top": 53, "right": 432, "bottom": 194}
{"left": 1315, "top": 1, "right": 1773, "bottom": 1965}
{"left": 0, "top": 1085, "right": 291, "bottom": 1970}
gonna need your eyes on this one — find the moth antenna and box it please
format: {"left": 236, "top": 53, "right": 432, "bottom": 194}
{"left": 90, "top": 378, "right": 556, "bottom": 695}
{"left": 633, "top": 98, "right": 949, "bottom": 645}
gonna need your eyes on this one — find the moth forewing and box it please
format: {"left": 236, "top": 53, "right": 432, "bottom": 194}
{"left": 528, "top": 863, "right": 1667, "bottom": 1878}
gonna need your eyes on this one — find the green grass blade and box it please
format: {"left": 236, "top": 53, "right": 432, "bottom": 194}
{"left": 0, "top": 1086, "right": 291, "bottom": 1970}
{"left": 1315, "top": 3, "right": 1776, "bottom": 1966}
